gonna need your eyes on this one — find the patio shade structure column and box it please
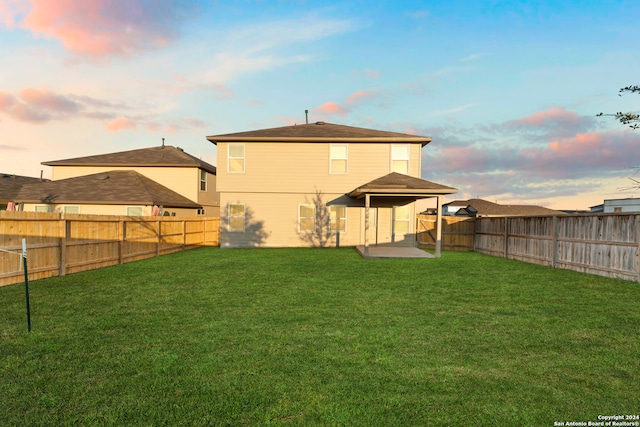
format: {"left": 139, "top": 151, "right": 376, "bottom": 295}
{"left": 435, "top": 195, "right": 443, "bottom": 258}
{"left": 364, "top": 193, "right": 370, "bottom": 257}
{"left": 348, "top": 172, "right": 458, "bottom": 258}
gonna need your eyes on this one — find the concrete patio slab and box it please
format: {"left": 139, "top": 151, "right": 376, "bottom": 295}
{"left": 355, "top": 245, "right": 435, "bottom": 258}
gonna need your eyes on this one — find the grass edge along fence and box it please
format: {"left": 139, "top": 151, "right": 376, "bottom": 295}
{"left": 419, "top": 213, "right": 640, "bottom": 283}
{"left": 0, "top": 211, "right": 220, "bottom": 287}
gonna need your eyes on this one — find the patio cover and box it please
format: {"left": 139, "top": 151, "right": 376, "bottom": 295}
{"left": 348, "top": 172, "right": 458, "bottom": 258}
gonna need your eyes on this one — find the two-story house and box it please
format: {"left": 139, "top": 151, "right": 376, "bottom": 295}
{"left": 207, "top": 121, "right": 457, "bottom": 255}
{"left": 15, "top": 144, "right": 220, "bottom": 217}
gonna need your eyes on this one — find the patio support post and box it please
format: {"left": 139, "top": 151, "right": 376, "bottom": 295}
{"left": 435, "top": 195, "right": 443, "bottom": 258}
{"left": 364, "top": 194, "right": 370, "bottom": 257}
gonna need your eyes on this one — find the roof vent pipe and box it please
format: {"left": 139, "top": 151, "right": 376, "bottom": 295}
{"left": 305, "top": 110, "right": 308, "bottom": 124}
{"left": 162, "top": 137, "right": 165, "bottom": 148}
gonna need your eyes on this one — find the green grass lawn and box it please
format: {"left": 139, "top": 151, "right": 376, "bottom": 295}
{"left": 1, "top": 248, "right": 639, "bottom": 426}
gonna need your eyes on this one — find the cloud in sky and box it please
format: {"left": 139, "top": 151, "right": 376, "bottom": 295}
{"left": 316, "top": 102, "right": 349, "bottom": 117}
{"left": 0, "top": 87, "right": 206, "bottom": 135}
{"left": 106, "top": 117, "right": 136, "bottom": 132}
{"left": 505, "top": 106, "right": 596, "bottom": 137}
{"left": 7, "top": 0, "right": 191, "bottom": 59}
{"left": 0, "top": 88, "right": 84, "bottom": 122}
{"left": 421, "top": 108, "right": 640, "bottom": 203}
{"left": 201, "top": 14, "right": 354, "bottom": 84}
{"left": 313, "top": 89, "right": 388, "bottom": 120}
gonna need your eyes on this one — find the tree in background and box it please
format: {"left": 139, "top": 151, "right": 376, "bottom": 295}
{"left": 598, "top": 85, "right": 640, "bottom": 129}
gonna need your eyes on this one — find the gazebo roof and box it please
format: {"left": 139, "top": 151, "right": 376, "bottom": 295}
{"left": 348, "top": 172, "right": 457, "bottom": 199}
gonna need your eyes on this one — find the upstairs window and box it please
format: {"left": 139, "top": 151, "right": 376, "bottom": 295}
{"left": 228, "top": 203, "right": 245, "bottom": 231}
{"left": 200, "top": 170, "right": 207, "bottom": 191}
{"left": 391, "top": 145, "right": 410, "bottom": 174}
{"left": 330, "top": 144, "right": 348, "bottom": 174}
{"left": 228, "top": 144, "right": 245, "bottom": 173}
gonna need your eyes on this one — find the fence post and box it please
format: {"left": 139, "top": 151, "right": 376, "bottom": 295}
{"left": 552, "top": 215, "right": 558, "bottom": 268}
{"left": 183, "top": 220, "right": 187, "bottom": 250}
{"left": 504, "top": 217, "right": 510, "bottom": 259}
{"left": 636, "top": 215, "right": 640, "bottom": 283}
{"left": 156, "top": 220, "right": 161, "bottom": 257}
{"left": 59, "top": 219, "right": 69, "bottom": 277}
{"left": 119, "top": 220, "right": 126, "bottom": 264}
{"left": 203, "top": 219, "right": 207, "bottom": 246}
{"left": 473, "top": 218, "right": 478, "bottom": 252}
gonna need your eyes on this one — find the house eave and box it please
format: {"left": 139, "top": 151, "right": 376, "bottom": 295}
{"left": 207, "top": 136, "right": 432, "bottom": 146}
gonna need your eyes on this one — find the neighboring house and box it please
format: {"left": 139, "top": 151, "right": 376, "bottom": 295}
{"left": 443, "top": 198, "right": 564, "bottom": 217}
{"left": 16, "top": 170, "right": 201, "bottom": 216}
{"left": 34, "top": 144, "right": 219, "bottom": 216}
{"left": 207, "top": 121, "right": 457, "bottom": 252}
{"left": 600, "top": 198, "right": 640, "bottom": 213}
{"left": 0, "top": 173, "right": 49, "bottom": 210}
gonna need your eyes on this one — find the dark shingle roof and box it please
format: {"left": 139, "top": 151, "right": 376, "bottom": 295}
{"left": 16, "top": 170, "right": 201, "bottom": 208}
{"left": 207, "top": 122, "right": 432, "bottom": 146}
{"left": 446, "top": 198, "right": 564, "bottom": 216}
{"left": 42, "top": 145, "right": 216, "bottom": 174}
{"left": 349, "top": 172, "right": 457, "bottom": 198}
{"left": 1, "top": 174, "right": 50, "bottom": 202}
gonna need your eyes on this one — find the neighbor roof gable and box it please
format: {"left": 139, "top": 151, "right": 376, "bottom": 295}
{"left": 16, "top": 170, "right": 201, "bottom": 208}
{"left": 42, "top": 146, "right": 216, "bottom": 174}
{"left": 452, "top": 198, "right": 563, "bottom": 216}
{"left": 1, "top": 173, "right": 50, "bottom": 201}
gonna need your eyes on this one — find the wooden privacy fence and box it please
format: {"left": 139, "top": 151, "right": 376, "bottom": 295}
{"left": 419, "top": 213, "right": 640, "bottom": 282}
{"left": 417, "top": 214, "right": 475, "bottom": 251}
{"left": 0, "top": 211, "right": 220, "bottom": 287}
{"left": 474, "top": 214, "right": 640, "bottom": 282}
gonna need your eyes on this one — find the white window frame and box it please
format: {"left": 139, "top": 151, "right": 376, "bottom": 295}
{"left": 330, "top": 205, "right": 347, "bottom": 233}
{"left": 35, "top": 205, "right": 50, "bottom": 213}
{"left": 127, "top": 206, "right": 143, "bottom": 216}
{"left": 63, "top": 205, "right": 80, "bottom": 214}
{"left": 228, "top": 144, "right": 245, "bottom": 173}
{"left": 228, "top": 203, "right": 245, "bottom": 232}
{"left": 330, "top": 144, "right": 348, "bottom": 174}
{"left": 200, "top": 170, "right": 207, "bottom": 191}
{"left": 391, "top": 144, "right": 410, "bottom": 174}
{"left": 298, "top": 204, "right": 316, "bottom": 233}
{"left": 197, "top": 208, "right": 205, "bottom": 216}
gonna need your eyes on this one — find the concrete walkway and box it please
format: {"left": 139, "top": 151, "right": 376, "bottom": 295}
{"left": 355, "top": 245, "right": 435, "bottom": 258}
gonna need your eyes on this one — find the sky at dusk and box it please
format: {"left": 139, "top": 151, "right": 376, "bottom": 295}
{"left": 1, "top": 0, "right": 640, "bottom": 210}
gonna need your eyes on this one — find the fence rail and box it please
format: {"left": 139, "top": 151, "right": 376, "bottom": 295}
{"left": 0, "top": 211, "right": 220, "bottom": 286}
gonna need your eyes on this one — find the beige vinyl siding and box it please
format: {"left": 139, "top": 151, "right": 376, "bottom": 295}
{"left": 197, "top": 172, "right": 220, "bottom": 213}
{"left": 217, "top": 142, "right": 421, "bottom": 194}
{"left": 219, "top": 192, "right": 413, "bottom": 248}
{"left": 220, "top": 192, "right": 357, "bottom": 247}
{"left": 217, "top": 139, "right": 423, "bottom": 247}
{"left": 51, "top": 166, "right": 202, "bottom": 202}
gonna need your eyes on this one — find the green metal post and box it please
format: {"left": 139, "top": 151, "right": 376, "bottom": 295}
{"left": 22, "top": 239, "right": 31, "bottom": 333}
